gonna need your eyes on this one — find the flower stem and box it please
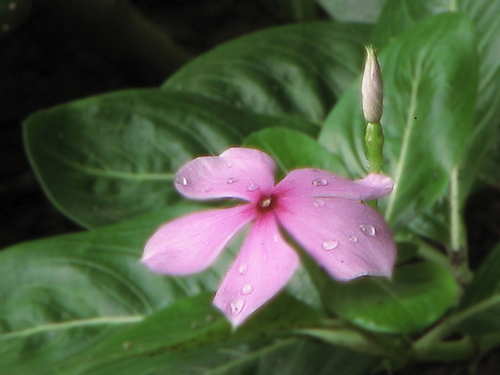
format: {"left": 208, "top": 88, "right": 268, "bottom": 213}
{"left": 365, "top": 121, "right": 384, "bottom": 208}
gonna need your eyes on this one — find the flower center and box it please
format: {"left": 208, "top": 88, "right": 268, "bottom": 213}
{"left": 257, "top": 194, "right": 277, "bottom": 213}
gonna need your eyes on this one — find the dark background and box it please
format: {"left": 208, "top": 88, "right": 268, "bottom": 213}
{"left": 1, "top": 1, "right": 499, "bottom": 373}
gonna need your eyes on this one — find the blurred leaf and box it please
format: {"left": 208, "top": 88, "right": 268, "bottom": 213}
{"left": 317, "top": 0, "right": 387, "bottom": 23}
{"left": 459, "top": 0, "right": 500, "bottom": 191}
{"left": 0, "top": 202, "right": 238, "bottom": 374}
{"left": 0, "top": 0, "right": 31, "bottom": 38}
{"left": 59, "top": 293, "right": 324, "bottom": 375}
{"left": 456, "top": 243, "right": 500, "bottom": 334}
{"left": 371, "top": 0, "right": 500, "bottom": 243}
{"left": 319, "top": 13, "right": 477, "bottom": 229}
{"left": 323, "top": 260, "right": 458, "bottom": 333}
{"left": 163, "top": 22, "right": 371, "bottom": 122}
{"left": 24, "top": 89, "right": 317, "bottom": 228}
{"left": 371, "top": 0, "right": 454, "bottom": 47}
{"left": 243, "top": 127, "right": 348, "bottom": 180}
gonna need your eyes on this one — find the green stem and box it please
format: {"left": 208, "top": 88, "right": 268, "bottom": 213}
{"left": 365, "top": 121, "right": 384, "bottom": 208}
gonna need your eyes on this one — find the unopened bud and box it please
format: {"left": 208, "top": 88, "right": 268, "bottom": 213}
{"left": 362, "top": 45, "right": 383, "bottom": 123}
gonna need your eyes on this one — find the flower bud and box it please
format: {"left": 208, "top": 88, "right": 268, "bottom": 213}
{"left": 362, "top": 45, "right": 383, "bottom": 123}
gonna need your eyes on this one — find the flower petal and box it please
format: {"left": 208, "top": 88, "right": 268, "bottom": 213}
{"left": 274, "top": 169, "right": 393, "bottom": 201}
{"left": 213, "top": 213, "right": 299, "bottom": 327}
{"left": 175, "top": 147, "right": 277, "bottom": 202}
{"left": 142, "top": 205, "right": 256, "bottom": 275}
{"left": 276, "top": 196, "right": 396, "bottom": 281}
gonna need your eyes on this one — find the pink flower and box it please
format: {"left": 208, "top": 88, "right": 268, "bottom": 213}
{"left": 142, "top": 147, "right": 396, "bottom": 327}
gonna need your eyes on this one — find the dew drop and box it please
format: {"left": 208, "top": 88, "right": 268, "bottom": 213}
{"left": 246, "top": 184, "right": 258, "bottom": 191}
{"left": 360, "top": 224, "right": 376, "bottom": 237}
{"left": 202, "top": 187, "right": 212, "bottom": 192}
{"left": 175, "top": 176, "right": 189, "bottom": 186}
{"left": 227, "top": 177, "right": 238, "bottom": 184}
{"left": 238, "top": 264, "right": 248, "bottom": 275}
{"left": 312, "top": 178, "right": 328, "bottom": 186}
{"left": 230, "top": 299, "right": 245, "bottom": 316}
{"left": 349, "top": 235, "right": 358, "bottom": 243}
{"left": 322, "top": 240, "right": 339, "bottom": 250}
{"left": 313, "top": 199, "right": 325, "bottom": 207}
{"left": 241, "top": 284, "right": 253, "bottom": 295}
{"left": 273, "top": 234, "right": 279, "bottom": 242}
{"left": 226, "top": 163, "right": 233, "bottom": 168}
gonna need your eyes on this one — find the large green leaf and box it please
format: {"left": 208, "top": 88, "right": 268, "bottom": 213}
{"left": 24, "top": 89, "right": 317, "bottom": 228}
{"left": 163, "top": 22, "right": 371, "bottom": 122}
{"left": 371, "top": 0, "right": 455, "bottom": 48}
{"left": 318, "top": 13, "right": 477, "bottom": 229}
{"left": 58, "top": 293, "right": 377, "bottom": 375}
{"left": 371, "top": 0, "right": 500, "bottom": 245}
{"left": 323, "top": 260, "right": 458, "bottom": 333}
{"left": 317, "top": 0, "right": 387, "bottom": 23}
{"left": 374, "top": 0, "right": 500, "bottom": 198}
{"left": 0, "top": 202, "right": 235, "bottom": 374}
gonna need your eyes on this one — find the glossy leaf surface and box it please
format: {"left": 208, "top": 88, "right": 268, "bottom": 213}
{"left": 319, "top": 13, "right": 477, "bottom": 229}
{"left": 163, "top": 22, "right": 371, "bottom": 122}
{"left": 24, "top": 89, "right": 317, "bottom": 228}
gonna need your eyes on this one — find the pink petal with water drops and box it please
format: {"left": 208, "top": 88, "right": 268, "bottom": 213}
{"left": 213, "top": 213, "right": 299, "bottom": 327}
{"left": 276, "top": 196, "right": 396, "bottom": 281}
{"left": 274, "top": 169, "right": 393, "bottom": 201}
{"left": 142, "top": 205, "right": 256, "bottom": 275}
{"left": 175, "top": 147, "right": 277, "bottom": 202}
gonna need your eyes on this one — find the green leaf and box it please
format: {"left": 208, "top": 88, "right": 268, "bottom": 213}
{"left": 374, "top": 0, "right": 500, "bottom": 197}
{"left": 0, "top": 203, "right": 238, "bottom": 374}
{"left": 24, "top": 89, "right": 317, "bottom": 228}
{"left": 372, "top": 0, "right": 455, "bottom": 48}
{"left": 318, "top": 13, "right": 478, "bottom": 229}
{"left": 243, "top": 127, "right": 348, "bottom": 180}
{"left": 323, "top": 260, "right": 458, "bottom": 333}
{"left": 163, "top": 22, "right": 371, "bottom": 122}
{"left": 455, "top": 243, "right": 500, "bottom": 334}
{"left": 317, "top": 0, "right": 387, "bottom": 23}
{"left": 58, "top": 293, "right": 376, "bottom": 375}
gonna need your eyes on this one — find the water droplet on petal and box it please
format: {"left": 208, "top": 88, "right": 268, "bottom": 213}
{"left": 313, "top": 199, "right": 325, "bottom": 207}
{"left": 226, "top": 163, "right": 233, "bottom": 168}
{"left": 241, "top": 285, "right": 253, "bottom": 295}
{"left": 312, "top": 178, "right": 328, "bottom": 186}
{"left": 230, "top": 299, "right": 245, "bottom": 316}
{"left": 175, "top": 176, "right": 189, "bottom": 186}
{"left": 246, "top": 184, "right": 258, "bottom": 191}
{"left": 360, "top": 224, "right": 376, "bottom": 237}
{"left": 322, "top": 240, "right": 339, "bottom": 250}
{"left": 273, "top": 234, "right": 279, "bottom": 242}
{"left": 349, "top": 235, "right": 358, "bottom": 243}
{"left": 202, "top": 187, "right": 212, "bottom": 192}
{"left": 238, "top": 264, "right": 248, "bottom": 275}
{"left": 227, "top": 177, "right": 239, "bottom": 184}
